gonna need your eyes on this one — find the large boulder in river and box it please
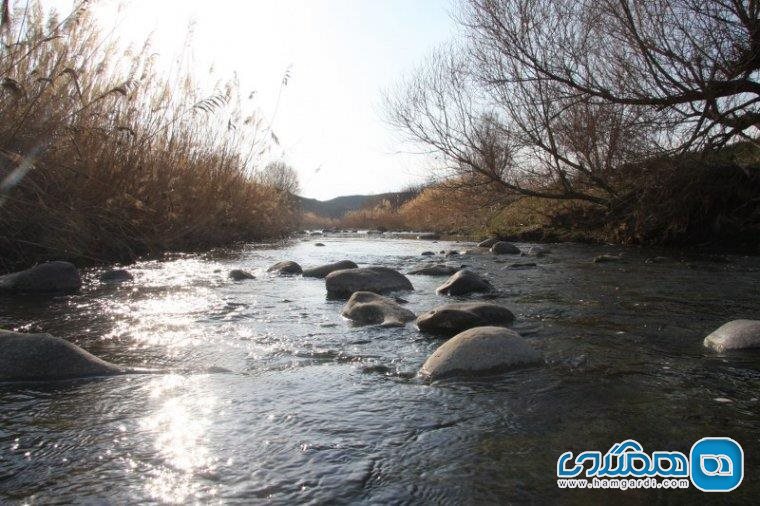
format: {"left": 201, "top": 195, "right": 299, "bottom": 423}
{"left": 0, "top": 261, "right": 81, "bottom": 294}
{"left": 704, "top": 320, "right": 760, "bottom": 352}
{"left": 416, "top": 302, "right": 515, "bottom": 335}
{"left": 341, "top": 291, "right": 416, "bottom": 327}
{"left": 436, "top": 269, "right": 493, "bottom": 296}
{"left": 267, "top": 261, "right": 303, "bottom": 276}
{"left": 229, "top": 269, "right": 255, "bottom": 281}
{"left": 419, "top": 326, "right": 542, "bottom": 380}
{"left": 478, "top": 237, "right": 499, "bottom": 248}
{"left": 325, "top": 267, "right": 413, "bottom": 299}
{"left": 302, "top": 260, "right": 358, "bottom": 278}
{"left": 0, "top": 329, "right": 124, "bottom": 381}
{"left": 408, "top": 264, "right": 460, "bottom": 276}
{"left": 490, "top": 241, "right": 521, "bottom": 255}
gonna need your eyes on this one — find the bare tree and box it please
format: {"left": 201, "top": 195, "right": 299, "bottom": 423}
{"left": 256, "top": 160, "right": 300, "bottom": 195}
{"left": 464, "top": 0, "right": 760, "bottom": 149}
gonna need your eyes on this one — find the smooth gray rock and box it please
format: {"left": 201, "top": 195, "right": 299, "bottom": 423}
{"left": 229, "top": 269, "right": 255, "bottom": 281}
{"left": 0, "top": 261, "right": 81, "bottom": 293}
{"left": 419, "top": 326, "right": 542, "bottom": 380}
{"left": 267, "top": 261, "right": 303, "bottom": 276}
{"left": 100, "top": 269, "right": 134, "bottom": 283}
{"left": 416, "top": 302, "right": 515, "bottom": 335}
{"left": 490, "top": 242, "right": 521, "bottom": 255}
{"left": 436, "top": 269, "right": 493, "bottom": 296}
{"left": 0, "top": 329, "right": 125, "bottom": 381}
{"left": 478, "top": 237, "right": 500, "bottom": 248}
{"left": 341, "top": 291, "right": 416, "bottom": 327}
{"left": 325, "top": 267, "right": 413, "bottom": 299}
{"left": 408, "top": 264, "right": 460, "bottom": 276}
{"left": 302, "top": 260, "right": 358, "bottom": 278}
{"left": 704, "top": 320, "right": 760, "bottom": 352}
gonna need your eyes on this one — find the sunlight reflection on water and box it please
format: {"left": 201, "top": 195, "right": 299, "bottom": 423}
{"left": 139, "top": 375, "right": 217, "bottom": 504}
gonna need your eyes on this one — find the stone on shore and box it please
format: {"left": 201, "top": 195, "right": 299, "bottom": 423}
{"left": 436, "top": 269, "right": 493, "bottom": 296}
{"left": 704, "top": 320, "right": 760, "bottom": 352}
{"left": 325, "top": 267, "right": 413, "bottom": 299}
{"left": 302, "top": 260, "right": 358, "bottom": 278}
{"left": 0, "top": 329, "right": 125, "bottom": 381}
{"left": 419, "top": 326, "right": 542, "bottom": 380}
{"left": 416, "top": 302, "right": 515, "bottom": 335}
{"left": 267, "top": 261, "right": 303, "bottom": 276}
{"left": 0, "top": 261, "right": 81, "bottom": 293}
{"left": 341, "top": 291, "right": 416, "bottom": 327}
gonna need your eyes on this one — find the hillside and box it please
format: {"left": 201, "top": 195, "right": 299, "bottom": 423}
{"left": 297, "top": 190, "right": 418, "bottom": 219}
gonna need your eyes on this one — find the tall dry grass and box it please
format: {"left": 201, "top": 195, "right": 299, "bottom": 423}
{"left": 0, "top": 2, "right": 298, "bottom": 272}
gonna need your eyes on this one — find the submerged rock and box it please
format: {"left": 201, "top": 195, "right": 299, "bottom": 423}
{"left": 704, "top": 320, "right": 760, "bottom": 352}
{"left": 0, "top": 329, "right": 125, "bottom": 381}
{"left": 100, "top": 269, "right": 134, "bottom": 283}
{"left": 267, "top": 261, "right": 303, "bottom": 276}
{"left": 229, "top": 269, "right": 255, "bottom": 281}
{"left": 341, "top": 291, "right": 416, "bottom": 327}
{"left": 478, "top": 237, "right": 499, "bottom": 248}
{"left": 314, "top": 242, "right": 326, "bottom": 247}
{"left": 416, "top": 302, "right": 515, "bottom": 335}
{"left": 302, "top": 260, "right": 358, "bottom": 278}
{"left": 507, "top": 262, "right": 537, "bottom": 269}
{"left": 594, "top": 254, "right": 623, "bottom": 263}
{"left": 408, "top": 264, "right": 460, "bottom": 276}
{"left": 525, "top": 245, "right": 550, "bottom": 257}
{"left": 0, "top": 261, "right": 81, "bottom": 293}
{"left": 490, "top": 242, "right": 521, "bottom": 255}
{"left": 421, "top": 251, "right": 436, "bottom": 256}
{"left": 436, "top": 269, "right": 493, "bottom": 296}
{"left": 325, "top": 267, "right": 413, "bottom": 299}
{"left": 419, "top": 326, "right": 542, "bottom": 380}
{"left": 444, "top": 250, "right": 460, "bottom": 257}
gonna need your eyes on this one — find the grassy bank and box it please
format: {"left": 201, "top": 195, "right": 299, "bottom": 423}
{"left": 0, "top": 3, "right": 298, "bottom": 273}
{"left": 329, "top": 147, "right": 760, "bottom": 252}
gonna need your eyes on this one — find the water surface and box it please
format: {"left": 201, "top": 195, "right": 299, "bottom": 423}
{"left": 1, "top": 236, "right": 759, "bottom": 504}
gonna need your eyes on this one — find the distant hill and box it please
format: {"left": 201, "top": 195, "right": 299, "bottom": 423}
{"left": 297, "top": 190, "right": 419, "bottom": 218}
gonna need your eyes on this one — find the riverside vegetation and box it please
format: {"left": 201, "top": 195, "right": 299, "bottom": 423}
{"left": 0, "top": 2, "right": 299, "bottom": 273}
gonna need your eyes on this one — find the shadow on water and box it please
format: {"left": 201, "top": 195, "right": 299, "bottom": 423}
{"left": 1, "top": 236, "right": 760, "bottom": 503}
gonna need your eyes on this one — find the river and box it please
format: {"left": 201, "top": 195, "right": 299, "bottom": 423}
{"left": 1, "top": 234, "right": 759, "bottom": 504}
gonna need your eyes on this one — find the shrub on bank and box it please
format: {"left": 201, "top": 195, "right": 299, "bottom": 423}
{"left": 0, "top": 3, "right": 298, "bottom": 272}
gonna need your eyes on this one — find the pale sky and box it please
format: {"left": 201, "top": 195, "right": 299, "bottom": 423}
{"left": 39, "top": 0, "right": 457, "bottom": 200}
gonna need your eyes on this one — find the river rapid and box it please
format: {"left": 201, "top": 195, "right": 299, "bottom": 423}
{"left": 1, "top": 234, "right": 759, "bottom": 504}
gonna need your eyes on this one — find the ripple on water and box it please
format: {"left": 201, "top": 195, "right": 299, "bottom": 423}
{"left": 1, "top": 237, "right": 760, "bottom": 503}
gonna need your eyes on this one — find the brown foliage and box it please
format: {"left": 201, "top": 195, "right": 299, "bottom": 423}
{"left": 0, "top": 3, "right": 298, "bottom": 271}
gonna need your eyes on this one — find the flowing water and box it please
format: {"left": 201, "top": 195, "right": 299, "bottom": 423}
{"left": 1, "top": 235, "right": 759, "bottom": 504}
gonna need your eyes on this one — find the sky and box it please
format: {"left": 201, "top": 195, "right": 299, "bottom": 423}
{"left": 38, "top": 0, "right": 458, "bottom": 200}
